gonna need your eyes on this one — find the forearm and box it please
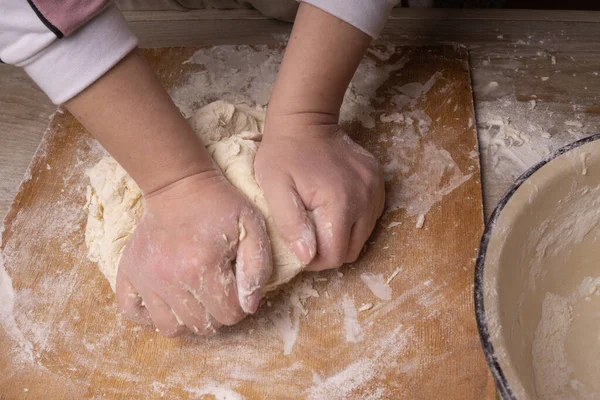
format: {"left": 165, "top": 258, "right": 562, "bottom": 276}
{"left": 267, "top": 2, "right": 371, "bottom": 123}
{"left": 66, "top": 50, "right": 214, "bottom": 194}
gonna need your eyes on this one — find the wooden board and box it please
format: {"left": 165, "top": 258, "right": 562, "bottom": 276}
{"left": 0, "top": 45, "right": 494, "bottom": 399}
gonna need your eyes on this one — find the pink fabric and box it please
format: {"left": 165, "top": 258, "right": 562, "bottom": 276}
{"left": 30, "top": 0, "right": 112, "bottom": 36}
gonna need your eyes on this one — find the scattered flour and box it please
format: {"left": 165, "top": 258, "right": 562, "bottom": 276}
{"left": 396, "top": 71, "right": 443, "bottom": 100}
{"left": 385, "top": 141, "right": 473, "bottom": 216}
{"left": 360, "top": 273, "right": 392, "bottom": 301}
{"left": 528, "top": 185, "right": 600, "bottom": 292}
{"left": 472, "top": 55, "right": 600, "bottom": 216}
{"left": 532, "top": 274, "right": 600, "bottom": 400}
{"left": 174, "top": 45, "right": 282, "bottom": 116}
{"left": 342, "top": 294, "right": 363, "bottom": 343}
{"left": 580, "top": 152, "right": 588, "bottom": 176}
{"left": 307, "top": 325, "right": 412, "bottom": 400}
{"left": 268, "top": 277, "right": 320, "bottom": 355}
{"left": 380, "top": 112, "right": 404, "bottom": 124}
{"left": 529, "top": 100, "right": 537, "bottom": 110}
{"left": 175, "top": 44, "right": 411, "bottom": 133}
{"left": 475, "top": 97, "right": 600, "bottom": 216}
{"left": 183, "top": 383, "right": 245, "bottom": 400}
{"left": 379, "top": 68, "right": 473, "bottom": 216}
{"left": 532, "top": 293, "right": 572, "bottom": 400}
{"left": 0, "top": 228, "right": 34, "bottom": 361}
{"left": 386, "top": 267, "right": 403, "bottom": 284}
{"left": 339, "top": 53, "right": 411, "bottom": 129}
{"left": 415, "top": 214, "right": 425, "bottom": 229}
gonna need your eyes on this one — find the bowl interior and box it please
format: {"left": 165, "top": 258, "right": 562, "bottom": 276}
{"left": 481, "top": 137, "right": 600, "bottom": 399}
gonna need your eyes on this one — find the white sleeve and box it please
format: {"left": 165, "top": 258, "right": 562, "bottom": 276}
{"left": 8, "top": 5, "right": 137, "bottom": 105}
{"left": 300, "top": 0, "right": 399, "bottom": 39}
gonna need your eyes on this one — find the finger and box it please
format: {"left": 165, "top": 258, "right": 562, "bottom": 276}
{"left": 305, "top": 207, "right": 353, "bottom": 272}
{"left": 185, "top": 258, "right": 246, "bottom": 326}
{"left": 137, "top": 289, "right": 189, "bottom": 337}
{"left": 347, "top": 178, "right": 385, "bottom": 263}
{"left": 116, "top": 272, "right": 152, "bottom": 325}
{"left": 260, "top": 177, "right": 317, "bottom": 265}
{"left": 368, "top": 184, "right": 385, "bottom": 237}
{"left": 169, "top": 290, "right": 221, "bottom": 336}
{"left": 376, "top": 186, "right": 386, "bottom": 219}
{"left": 346, "top": 216, "right": 374, "bottom": 263}
{"left": 236, "top": 211, "right": 273, "bottom": 314}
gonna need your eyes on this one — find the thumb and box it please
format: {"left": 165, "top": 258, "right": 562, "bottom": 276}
{"left": 262, "top": 181, "right": 317, "bottom": 265}
{"left": 236, "top": 210, "right": 273, "bottom": 314}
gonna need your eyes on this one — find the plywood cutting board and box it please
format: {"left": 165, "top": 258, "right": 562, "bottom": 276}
{"left": 0, "top": 45, "right": 495, "bottom": 399}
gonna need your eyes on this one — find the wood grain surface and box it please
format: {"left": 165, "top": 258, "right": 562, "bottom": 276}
{"left": 0, "top": 66, "right": 54, "bottom": 220}
{"left": 0, "top": 45, "right": 494, "bottom": 399}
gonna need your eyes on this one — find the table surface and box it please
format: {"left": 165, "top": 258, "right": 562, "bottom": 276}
{"left": 3, "top": 7, "right": 600, "bottom": 220}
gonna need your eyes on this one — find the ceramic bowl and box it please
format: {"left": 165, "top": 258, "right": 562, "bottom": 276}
{"left": 475, "top": 134, "right": 600, "bottom": 399}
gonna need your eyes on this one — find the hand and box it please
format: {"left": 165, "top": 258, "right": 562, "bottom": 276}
{"left": 254, "top": 114, "right": 385, "bottom": 271}
{"left": 115, "top": 170, "right": 272, "bottom": 337}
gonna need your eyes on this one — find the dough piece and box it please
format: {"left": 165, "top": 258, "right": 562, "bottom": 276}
{"left": 85, "top": 100, "right": 303, "bottom": 293}
{"left": 84, "top": 158, "right": 143, "bottom": 292}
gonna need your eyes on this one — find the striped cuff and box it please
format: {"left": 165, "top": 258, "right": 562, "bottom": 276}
{"left": 300, "top": 0, "right": 397, "bottom": 39}
{"left": 22, "top": 5, "right": 138, "bottom": 104}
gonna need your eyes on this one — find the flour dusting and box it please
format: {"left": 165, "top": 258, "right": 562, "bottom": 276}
{"left": 339, "top": 54, "right": 410, "bottom": 129}
{"left": 307, "top": 325, "right": 412, "bottom": 400}
{"left": 0, "top": 227, "right": 34, "bottom": 361}
{"left": 532, "top": 293, "right": 572, "bottom": 400}
{"left": 342, "top": 293, "right": 363, "bottom": 343}
{"left": 267, "top": 276, "right": 319, "bottom": 355}
{"left": 386, "top": 267, "right": 403, "bottom": 284}
{"left": 473, "top": 60, "right": 600, "bottom": 216}
{"left": 360, "top": 273, "right": 392, "bottom": 300}
{"left": 184, "top": 382, "right": 245, "bottom": 400}
{"left": 380, "top": 70, "right": 473, "bottom": 216}
{"left": 532, "top": 274, "right": 600, "bottom": 399}
{"left": 175, "top": 45, "right": 281, "bottom": 116}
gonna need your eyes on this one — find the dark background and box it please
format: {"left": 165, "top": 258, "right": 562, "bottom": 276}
{"left": 404, "top": 0, "right": 600, "bottom": 9}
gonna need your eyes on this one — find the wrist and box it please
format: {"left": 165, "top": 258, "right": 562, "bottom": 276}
{"left": 265, "top": 109, "right": 339, "bottom": 134}
{"left": 263, "top": 112, "right": 342, "bottom": 140}
{"left": 137, "top": 149, "right": 217, "bottom": 196}
{"left": 144, "top": 168, "right": 224, "bottom": 204}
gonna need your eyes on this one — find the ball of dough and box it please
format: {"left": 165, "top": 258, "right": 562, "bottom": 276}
{"left": 84, "top": 100, "right": 303, "bottom": 293}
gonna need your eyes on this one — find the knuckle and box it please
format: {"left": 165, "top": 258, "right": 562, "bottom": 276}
{"left": 329, "top": 252, "right": 346, "bottom": 269}
{"left": 117, "top": 300, "right": 135, "bottom": 316}
{"left": 219, "top": 311, "right": 245, "bottom": 326}
{"left": 192, "top": 327, "right": 210, "bottom": 337}
{"left": 156, "top": 322, "right": 188, "bottom": 337}
{"left": 193, "top": 320, "right": 221, "bottom": 336}
{"left": 366, "top": 173, "right": 381, "bottom": 192}
{"left": 161, "top": 327, "right": 184, "bottom": 338}
{"left": 278, "top": 214, "right": 310, "bottom": 236}
{"left": 354, "top": 189, "right": 370, "bottom": 209}
{"left": 345, "top": 249, "right": 361, "bottom": 264}
{"left": 119, "top": 307, "right": 136, "bottom": 320}
{"left": 336, "top": 192, "right": 352, "bottom": 211}
{"left": 362, "top": 168, "right": 383, "bottom": 193}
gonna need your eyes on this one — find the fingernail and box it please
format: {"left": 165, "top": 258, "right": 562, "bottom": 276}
{"left": 241, "top": 293, "right": 261, "bottom": 314}
{"left": 292, "top": 238, "right": 313, "bottom": 265}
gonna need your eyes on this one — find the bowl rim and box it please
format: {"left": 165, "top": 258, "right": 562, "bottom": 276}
{"left": 474, "top": 132, "right": 600, "bottom": 399}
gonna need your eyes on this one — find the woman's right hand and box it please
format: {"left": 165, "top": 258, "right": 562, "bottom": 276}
{"left": 115, "top": 170, "right": 273, "bottom": 337}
